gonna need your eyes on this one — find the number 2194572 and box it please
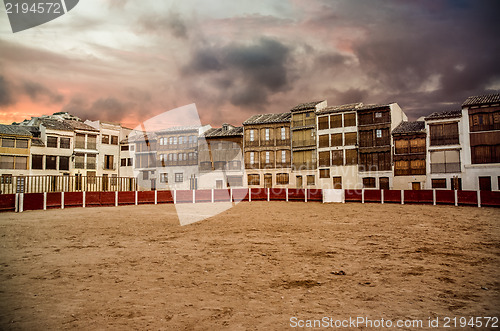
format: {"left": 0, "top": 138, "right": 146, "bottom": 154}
{"left": 5, "top": 2, "right": 62, "bottom": 14}
{"left": 443, "top": 316, "right": 498, "bottom": 328}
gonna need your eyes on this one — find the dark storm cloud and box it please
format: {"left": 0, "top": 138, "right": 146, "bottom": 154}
{"left": 138, "top": 10, "right": 188, "bottom": 39}
{"left": 184, "top": 37, "right": 293, "bottom": 107}
{"left": 351, "top": 0, "right": 500, "bottom": 118}
{"left": 22, "top": 81, "right": 64, "bottom": 104}
{"left": 62, "top": 96, "right": 134, "bottom": 122}
{"left": 0, "top": 75, "right": 15, "bottom": 106}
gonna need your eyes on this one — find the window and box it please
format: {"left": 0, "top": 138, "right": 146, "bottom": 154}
{"left": 173, "top": 136, "right": 178, "bottom": 145}
{"left": 59, "top": 156, "right": 70, "bottom": 170}
{"left": 75, "top": 134, "right": 85, "bottom": 149}
{"left": 375, "top": 112, "right": 382, "bottom": 118}
{"left": 332, "top": 176, "right": 342, "bottom": 189}
{"left": 429, "top": 122, "right": 459, "bottom": 146}
{"left": 307, "top": 175, "right": 315, "bottom": 185}
{"left": 121, "top": 158, "right": 127, "bottom": 167}
{"left": 281, "top": 127, "right": 286, "bottom": 140}
{"left": 102, "top": 135, "right": 109, "bottom": 144}
{"left": 331, "top": 133, "right": 342, "bottom": 146}
{"left": 2, "top": 138, "right": 15, "bottom": 148}
{"left": 395, "top": 139, "right": 409, "bottom": 154}
{"left": 250, "top": 130, "right": 255, "bottom": 141}
{"left": 318, "top": 116, "right": 329, "bottom": 130}
{"left": 250, "top": 152, "right": 255, "bottom": 165}
{"left": 344, "top": 132, "right": 357, "bottom": 146}
{"left": 318, "top": 134, "right": 329, "bottom": 148}
{"left": 265, "top": 151, "right": 270, "bottom": 164}
{"left": 121, "top": 145, "right": 129, "bottom": 151}
{"left": 143, "top": 171, "right": 149, "bottom": 180}
{"left": 175, "top": 173, "right": 183, "bottom": 182}
{"left": 265, "top": 128, "right": 270, "bottom": 141}
{"left": 47, "top": 136, "right": 58, "bottom": 148}
{"left": 332, "top": 150, "right": 343, "bottom": 166}
{"left": 1, "top": 174, "right": 12, "bottom": 184}
{"left": 363, "top": 177, "right": 376, "bottom": 188}
{"left": 345, "top": 149, "right": 358, "bottom": 165}
{"left": 32, "top": 155, "right": 43, "bottom": 169}
{"left": 16, "top": 139, "right": 28, "bottom": 148}
{"left": 376, "top": 129, "right": 382, "bottom": 138}
{"left": 227, "top": 176, "right": 243, "bottom": 187}
{"left": 430, "top": 150, "right": 460, "bottom": 173}
{"left": 46, "top": 155, "right": 57, "bottom": 170}
{"left": 470, "top": 111, "right": 500, "bottom": 132}
{"left": 127, "top": 158, "right": 133, "bottom": 166}
{"left": 160, "top": 173, "right": 168, "bottom": 183}
{"left": 318, "top": 151, "right": 330, "bottom": 167}
{"left": 60, "top": 137, "right": 70, "bottom": 149}
{"left": 330, "top": 114, "right": 342, "bottom": 128}
{"left": 87, "top": 135, "right": 97, "bottom": 149}
{"left": 471, "top": 145, "right": 500, "bottom": 164}
{"left": 14, "top": 156, "right": 27, "bottom": 169}
{"left": 344, "top": 113, "right": 356, "bottom": 127}
{"left": 104, "top": 155, "right": 114, "bottom": 170}
{"left": 281, "top": 150, "right": 286, "bottom": 163}
{"left": 87, "top": 154, "right": 96, "bottom": 169}
{"left": 276, "top": 173, "right": 289, "bottom": 185}
{"left": 248, "top": 174, "right": 260, "bottom": 185}
{"left": 111, "top": 135, "right": 118, "bottom": 145}
{"left": 432, "top": 179, "right": 447, "bottom": 189}
{"left": 319, "top": 169, "right": 330, "bottom": 178}
{"left": 74, "top": 154, "right": 85, "bottom": 169}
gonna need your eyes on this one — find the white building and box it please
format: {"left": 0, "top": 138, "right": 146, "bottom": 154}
{"left": 424, "top": 110, "right": 464, "bottom": 190}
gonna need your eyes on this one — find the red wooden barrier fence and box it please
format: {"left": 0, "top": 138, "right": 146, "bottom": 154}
{"left": 2, "top": 188, "right": 499, "bottom": 213}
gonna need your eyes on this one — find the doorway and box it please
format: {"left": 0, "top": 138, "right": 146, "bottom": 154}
{"left": 264, "top": 173, "right": 272, "bottom": 188}
{"left": 412, "top": 182, "right": 421, "bottom": 190}
{"left": 379, "top": 177, "right": 389, "bottom": 190}
{"left": 296, "top": 175, "right": 302, "bottom": 188}
{"left": 479, "top": 176, "right": 491, "bottom": 191}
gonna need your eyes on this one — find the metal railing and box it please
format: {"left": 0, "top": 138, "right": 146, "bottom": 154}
{"left": 0, "top": 175, "right": 137, "bottom": 194}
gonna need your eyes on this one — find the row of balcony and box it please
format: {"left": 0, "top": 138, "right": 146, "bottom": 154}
{"left": 292, "top": 119, "right": 316, "bottom": 127}
{"left": 245, "top": 139, "right": 290, "bottom": 147}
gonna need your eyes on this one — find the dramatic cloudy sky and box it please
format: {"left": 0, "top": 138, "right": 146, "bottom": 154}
{"left": 0, "top": 0, "right": 499, "bottom": 128}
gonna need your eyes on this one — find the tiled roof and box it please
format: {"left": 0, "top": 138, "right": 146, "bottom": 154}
{"left": 64, "top": 119, "right": 99, "bottom": 132}
{"left": 316, "top": 102, "right": 363, "bottom": 115}
{"left": 356, "top": 103, "right": 391, "bottom": 111}
{"left": 0, "top": 124, "right": 33, "bottom": 136}
{"left": 243, "top": 112, "right": 291, "bottom": 125}
{"left": 392, "top": 121, "right": 425, "bottom": 134}
{"left": 204, "top": 126, "right": 243, "bottom": 137}
{"left": 291, "top": 100, "right": 325, "bottom": 112}
{"left": 424, "top": 110, "right": 462, "bottom": 120}
{"left": 155, "top": 126, "right": 201, "bottom": 134}
{"left": 31, "top": 137, "right": 45, "bottom": 146}
{"left": 40, "top": 118, "right": 74, "bottom": 131}
{"left": 462, "top": 93, "right": 500, "bottom": 107}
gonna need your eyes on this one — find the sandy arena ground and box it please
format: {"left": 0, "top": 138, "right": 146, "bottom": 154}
{"left": 0, "top": 202, "right": 499, "bottom": 330}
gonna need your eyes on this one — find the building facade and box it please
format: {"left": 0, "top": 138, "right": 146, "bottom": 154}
{"left": 0, "top": 125, "right": 32, "bottom": 193}
{"left": 357, "top": 103, "right": 407, "bottom": 189}
{"left": 290, "top": 100, "right": 327, "bottom": 188}
{"left": 392, "top": 121, "right": 426, "bottom": 190}
{"left": 316, "top": 103, "right": 362, "bottom": 189}
{"left": 424, "top": 110, "right": 464, "bottom": 190}
{"left": 243, "top": 113, "right": 292, "bottom": 188}
{"left": 461, "top": 93, "right": 500, "bottom": 191}
{"left": 198, "top": 123, "right": 244, "bottom": 189}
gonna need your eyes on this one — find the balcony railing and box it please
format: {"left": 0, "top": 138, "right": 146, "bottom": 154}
{"left": 276, "top": 139, "right": 290, "bottom": 146}
{"left": 246, "top": 141, "right": 260, "bottom": 147}
{"left": 430, "top": 136, "right": 459, "bottom": 146}
{"left": 292, "top": 119, "right": 315, "bottom": 127}
{"left": 292, "top": 140, "right": 316, "bottom": 148}
{"left": 86, "top": 162, "right": 96, "bottom": 169}
{"left": 431, "top": 162, "right": 461, "bottom": 173}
